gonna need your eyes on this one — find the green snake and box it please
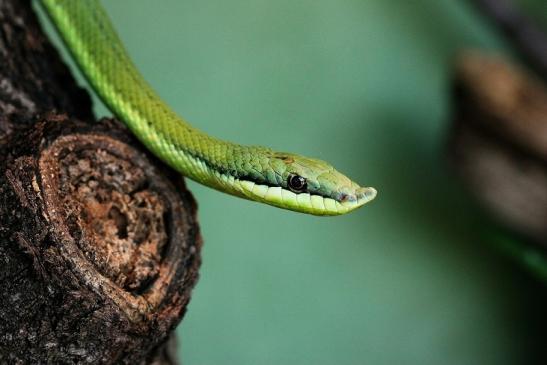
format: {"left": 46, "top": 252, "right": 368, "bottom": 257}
{"left": 40, "top": 0, "right": 376, "bottom": 216}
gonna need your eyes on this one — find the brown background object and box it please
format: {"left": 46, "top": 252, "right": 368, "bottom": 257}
{"left": 449, "top": 0, "right": 547, "bottom": 253}
{"left": 449, "top": 52, "right": 547, "bottom": 247}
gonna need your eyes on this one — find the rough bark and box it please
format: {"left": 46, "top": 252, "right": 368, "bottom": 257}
{"left": 0, "top": 0, "right": 202, "bottom": 363}
{"left": 0, "top": 0, "right": 93, "bottom": 142}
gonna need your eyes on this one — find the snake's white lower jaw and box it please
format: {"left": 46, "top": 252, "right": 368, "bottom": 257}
{"left": 232, "top": 179, "right": 376, "bottom": 216}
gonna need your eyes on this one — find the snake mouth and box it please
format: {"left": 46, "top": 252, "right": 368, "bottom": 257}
{"left": 233, "top": 179, "right": 376, "bottom": 216}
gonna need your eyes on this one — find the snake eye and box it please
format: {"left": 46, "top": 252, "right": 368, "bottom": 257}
{"left": 288, "top": 174, "right": 307, "bottom": 193}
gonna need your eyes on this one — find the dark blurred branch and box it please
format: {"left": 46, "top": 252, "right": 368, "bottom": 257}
{"left": 449, "top": 2, "right": 547, "bottom": 283}
{"left": 448, "top": 51, "right": 547, "bottom": 251}
{"left": 470, "top": 0, "right": 547, "bottom": 81}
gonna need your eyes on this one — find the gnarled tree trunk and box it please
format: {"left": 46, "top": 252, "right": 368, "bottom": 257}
{"left": 0, "top": 1, "right": 202, "bottom": 363}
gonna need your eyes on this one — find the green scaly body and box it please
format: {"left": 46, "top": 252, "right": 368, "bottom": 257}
{"left": 41, "top": 0, "right": 376, "bottom": 215}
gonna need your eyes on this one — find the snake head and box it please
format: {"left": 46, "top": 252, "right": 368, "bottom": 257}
{"left": 235, "top": 151, "right": 377, "bottom": 215}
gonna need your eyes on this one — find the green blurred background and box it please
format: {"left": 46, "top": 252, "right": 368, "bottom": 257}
{"left": 38, "top": 0, "right": 546, "bottom": 364}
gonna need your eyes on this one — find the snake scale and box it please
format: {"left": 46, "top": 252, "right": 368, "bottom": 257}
{"left": 41, "top": 0, "right": 376, "bottom": 215}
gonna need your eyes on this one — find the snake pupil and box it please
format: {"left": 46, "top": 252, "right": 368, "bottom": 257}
{"left": 288, "top": 174, "right": 307, "bottom": 192}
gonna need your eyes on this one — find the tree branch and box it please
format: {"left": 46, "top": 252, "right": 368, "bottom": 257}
{"left": 0, "top": 1, "right": 202, "bottom": 363}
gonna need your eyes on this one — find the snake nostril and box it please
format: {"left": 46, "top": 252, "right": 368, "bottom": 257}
{"left": 339, "top": 193, "right": 356, "bottom": 202}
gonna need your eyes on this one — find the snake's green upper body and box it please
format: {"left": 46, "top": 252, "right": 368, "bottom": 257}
{"left": 40, "top": 0, "right": 376, "bottom": 215}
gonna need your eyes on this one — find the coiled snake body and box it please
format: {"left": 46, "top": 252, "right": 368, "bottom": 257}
{"left": 41, "top": 0, "right": 376, "bottom": 215}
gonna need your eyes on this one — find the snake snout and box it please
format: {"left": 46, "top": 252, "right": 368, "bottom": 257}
{"left": 356, "top": 186, "right": 377, "bottom": 202}
{"left": 336, "top": 186, "right": 376, "bottom": 203}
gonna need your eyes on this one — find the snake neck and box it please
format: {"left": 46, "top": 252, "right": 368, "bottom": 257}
{"left": 135, "top": 116, "right": 276, "bottom": 199}
{"left": 40, "top": 0, "right": 265, "bottom": 197}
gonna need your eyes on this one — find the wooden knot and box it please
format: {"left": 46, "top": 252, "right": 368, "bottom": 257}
{"left": 0, "top": 115, "right": 202, "bottom": 362}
